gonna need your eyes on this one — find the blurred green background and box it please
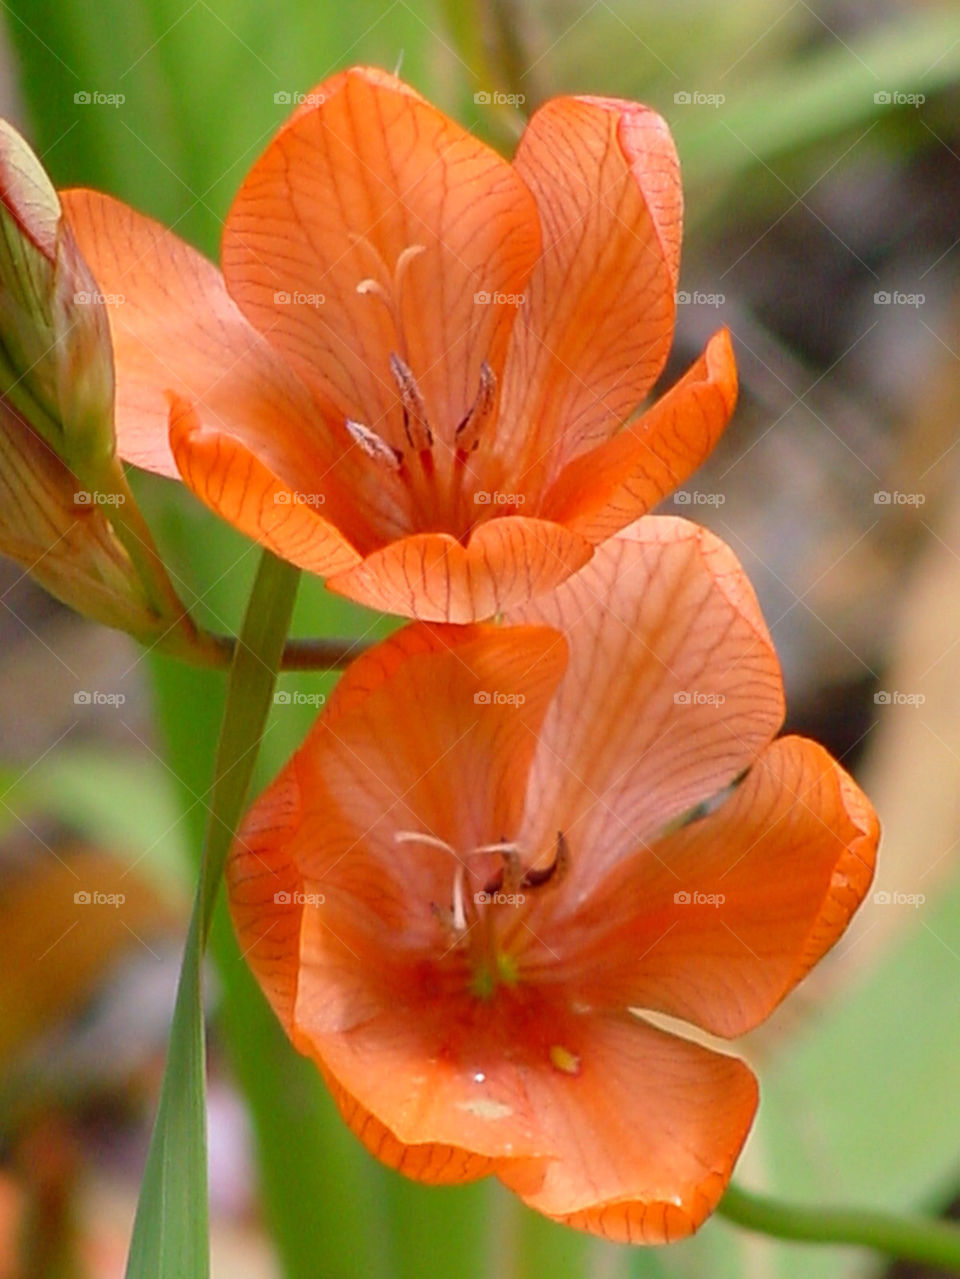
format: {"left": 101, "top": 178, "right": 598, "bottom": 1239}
{"left": 1, "top": 1, "right": 959, "bottom": 1276}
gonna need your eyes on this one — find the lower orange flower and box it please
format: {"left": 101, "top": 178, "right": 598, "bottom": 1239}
{"left": 227, "top": 518, "right": 879, "bottom": 1243}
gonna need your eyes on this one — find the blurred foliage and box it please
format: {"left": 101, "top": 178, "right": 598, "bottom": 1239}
{"left": 2, "top": 1, "right": 960, "bottom": 1277}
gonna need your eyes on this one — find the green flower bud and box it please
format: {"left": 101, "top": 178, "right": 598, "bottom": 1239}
{"left": 0, "top": 119, "right": 114, "bottom": 478}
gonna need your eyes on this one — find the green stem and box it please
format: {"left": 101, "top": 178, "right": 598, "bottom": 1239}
{"left": 718, "top": 1183, "right": 960, "bottom": 1274}
{"left": 124, "top": 551, "right": 299, "bottom": 1279}
{"left": 94, "top": 461, "right": 367, "bottom": 674}
{"left": 439, "top": 0, "right": 527, "bottom": 145}
{"left": 94, "top": 457, "right": 220, "bottom": 659}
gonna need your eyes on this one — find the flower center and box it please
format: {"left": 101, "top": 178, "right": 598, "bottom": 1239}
{"left": 394, "top": 830, "right": 569, "bottom": 999}
{"left": 348, "top": 242, "right": 500, "bottom": 538}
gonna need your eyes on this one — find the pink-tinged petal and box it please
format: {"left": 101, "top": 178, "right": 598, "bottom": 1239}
{"left": 498, "top": 96, "right": 679, "bottom": 489}
{"left": 551, "top": 737, "right": 879, "bottom": 1037}
{"left": 508, "top": 518, "right": 785, "bottom": 895}
{"left": 541, "top": 329, "right": 737, "bottom": 541}
{"left": 228, "top": 624, "right": 568, "bottom": 1028}
{"left": 60, "top": 189, "right": 331, "bottom": 481}
{"left": 326, "top": 517, "right": 593, "bottom": 623}
{"left": 222, "top": 66, "right": 540, "bottom": 451}
{"left": 169, "top": 396, "right": 361, "bottom": 579}
{"left": 497, "top": 1013, "right": 757, "bottom": 1244}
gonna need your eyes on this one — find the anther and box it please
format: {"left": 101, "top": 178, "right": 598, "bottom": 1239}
{"left": 455, "top": 361, "right": 497, "bottom": 455}
{"left": 356, "top": 277, "right": 389, "bottom": 302}
{"left": 345, "top": 418, "right": 403, "bottom": 469}
{"left": 390, "top": 352, "right": 433, "bottom": 451}
{"left": 521, "top": 831, "right": 569, "bottom": 890}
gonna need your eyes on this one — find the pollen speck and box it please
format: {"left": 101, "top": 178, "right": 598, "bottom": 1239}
{"left": 549, "top": 1044, "right": 581, "bottom": 1076}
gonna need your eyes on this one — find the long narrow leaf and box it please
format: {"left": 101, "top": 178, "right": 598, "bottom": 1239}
{"left": 124, "top": 550, "right": 299, "bottom": 1279}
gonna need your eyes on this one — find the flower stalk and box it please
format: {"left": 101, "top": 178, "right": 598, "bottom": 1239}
{"left": 718, "top": 1183, "right": 960, "bottom": 1273}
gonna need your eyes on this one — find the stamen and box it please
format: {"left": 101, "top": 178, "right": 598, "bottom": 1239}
{"left": 354, "top": 242, "right": 426, "bottom": 367}
{"left": 452, "top": 864, "right": 468, "bottom": 933}
{"left": 394, "top": 830, "right": 458, "bottom": 857}
{"left": 395, "top": 242, "right": 427, "bottom": 283}
{"left": 473, "top": 840, "right": 522, "bottom": 858}
{"left": 521, "top": 831, "right": 569, "bottom": 889}
{"left": 390, "top": 352, "right": 433, "bottom": 451}
{"left": 345, "top": 418, "right": 403, "bottom": 469}
{"left": 455, "top": 361, "right": 497, "bottom": 455}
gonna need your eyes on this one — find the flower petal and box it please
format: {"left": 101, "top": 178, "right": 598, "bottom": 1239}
{"left": 222, "top": 66, "right": 540, "bottom": 450}
{"left": 228, "top": 623, "right": 568, "bottom": 1029}
{"left": 292, "top": 942, "right": 756, "bottom": 1231}
{"left": 497, "top": 1012, "right": 757, "bottom": 1244}
{"left": 498, "top": 96, "right": 679, "bottom": 490}
{"left": 321, "top": 1065, "right": 505, "bottom": 1185}
{"left": 552, "top": 736, "right": 879, "bottom": 1037}
{"left": 226, "top": 766, "right": 305, "bottom": 1034}
{"left": 508, "top": 518, "right": 785, "bottom": 894}
{"left": 168, "top": 396, "right": 362, "bottom": 579}
{"left": 326, "top": 517, "right": 593, "bottom": 623}
{"left": 541, "top": 329, "right": 737, "bottom": 541}
{"left": 60, "top": 189, "right": 329, "bottom": 481}
{"left": 293, "top": 976, "right": 556, "bottom": 1170}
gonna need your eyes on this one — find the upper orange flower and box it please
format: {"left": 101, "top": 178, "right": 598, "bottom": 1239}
{"left": 227, "top": 518, "right": 879, "bottom": 1242}
{"left": 61, "top": 66, "right": 736, "bottom": 622}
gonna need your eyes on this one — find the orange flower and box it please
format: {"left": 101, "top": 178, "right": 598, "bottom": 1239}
{"left": 227, "top": 518, "right": 879, "bottom": 1242}
{"left": 61, "top": 67, "right": 736, "bottom": 622}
